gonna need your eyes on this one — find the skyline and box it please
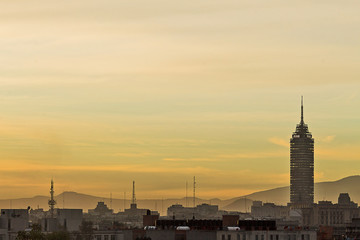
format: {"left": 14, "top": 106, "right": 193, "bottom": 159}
{"left": 1, "top": 0, "right": 360, "bottom": 199}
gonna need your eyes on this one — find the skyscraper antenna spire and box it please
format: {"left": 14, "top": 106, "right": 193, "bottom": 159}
{"left": 132, "top": 181, "right": 136, "bottom": 205}
{"left": 301, "top": 96, "right": 304, "bottom": 124}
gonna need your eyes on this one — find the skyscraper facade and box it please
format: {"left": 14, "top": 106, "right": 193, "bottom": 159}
{"left": 290, "top": 98, "right": 314, "bottom": 208}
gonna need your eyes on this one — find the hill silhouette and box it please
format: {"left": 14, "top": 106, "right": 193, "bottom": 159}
{"left": 1, "top": 176, "right": 359, "bottom": 214}
{"left": 223, "top": 175, "right": 360, "bottom": 210}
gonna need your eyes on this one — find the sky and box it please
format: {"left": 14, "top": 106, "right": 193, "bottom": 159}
{"left": 0, "top": 0, "right": 360, "bottom": 200}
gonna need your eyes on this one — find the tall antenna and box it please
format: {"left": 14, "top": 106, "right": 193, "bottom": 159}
{"left": 123, "top": 191, "right": 126, "bottom": 211}
{"left": 110, "top": 192, "right": 113, "bottom": 210}
{"left": 132, "top": 181, "right": 136, "bottom": 205}
{"left": 48, "top": 179, "right": 56, "bottom": 218}
{"left": 193, "top": 176, "right": 196, "bottom": 208}
{"left": 301, "top": 96, "right": 304, "bottom": 124}
{"left": 186, "top": 181, "right": 188, "bottom": 207}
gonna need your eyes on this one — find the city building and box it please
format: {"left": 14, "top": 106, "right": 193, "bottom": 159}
{"left": 167, "top": 203, "right": 240, "bottom": 220}
{"left": 0, "top": 209, "right": 30, "bottom": 240}
{"left": 290, "top": 97, "right": 314, "bottom": 209}
{"left": 0, "top": 209, "right": 29, "bottom": 232}
{"left": 217, "top": 229, "right": 317, "bottom": 240}
{"left": 88, "top": 202, "right": 113, "bottom": 217}
{"left": 56, "top": 209, "right": 83, "bottom": 232}
{"left": 345, "top": 218, "right": 360, "bottom": 239}
{"left": 41, "top": 208, "right": 83, "bottom": 232}
{"left": 251, "top": 201, "right": 289, "bottom": 220}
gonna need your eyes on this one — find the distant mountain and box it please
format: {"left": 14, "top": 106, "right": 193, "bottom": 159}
{"left": 223, "top": 175, "right": 360, "bottom": 210}
{"left": 0, "top": 176, "right": 359, "bottom": 215}
{"left": 0, "top": 193, "right": 219, "bottom": 216}
{"left": 221, "top": 198, "right": 254, "bottom": 212}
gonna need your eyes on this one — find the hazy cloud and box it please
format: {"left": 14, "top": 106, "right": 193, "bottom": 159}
{"left": 163, "top": 158, "right": 217, "bottom": 162}
{"left": 0, "top": 0, "right": 359, "bottom": 199}
{"left": 319, "top": 135, "right": 336, "bottom": 143}
{"left": 268, "top": 137, "right": 289, "bottom": 148}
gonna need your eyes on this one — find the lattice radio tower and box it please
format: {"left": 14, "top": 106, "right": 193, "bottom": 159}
{"left": 48, "top": 179, "right": 56, "bottom": 218}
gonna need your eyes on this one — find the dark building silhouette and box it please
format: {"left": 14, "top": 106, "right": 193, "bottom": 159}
{"left": 290, "top": 97, "right": 314, "bottom": 208}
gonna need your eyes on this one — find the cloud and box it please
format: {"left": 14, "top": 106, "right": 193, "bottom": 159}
{"left": 319, "top": 135, "right": 336, "bottom": 143}
{"left": 111, "top": 152, "right": 154, "bottom": 158}
{"left": 0, "top": 161, "right": 221, "bottom": 175}
{"left": 316, "top": 145, "right": 360, "bottom": 161}
{"left": 268, "top": 137, "right": 289, "bottom": 148}
{"left": 163, "top": 158, "right": 217, "bottom": 162}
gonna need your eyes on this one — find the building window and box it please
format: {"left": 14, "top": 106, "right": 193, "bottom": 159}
{"left": 256, "top": 235, "right": 259, "bottom": 240}
{"left": 228, "top": 235, "right": 232, "bottom": 240}
{"left": 104, "top": 235, "right": 109, "bottom": 240}
{"left": 96, "top": 236, "right": 101, "bottom": 240}
{"left": 237, "top": 234, "right": 241, "bottom": 240}
{"left": 261, "top": 235, "right": 264, "bottom": 240}
{"left": 243, "top": 234, "right": 246, "bottom": 240}
{"left": 222, "top": 234, "right": 226, "bottom": 240}
{"left": 270, "top": 235, "right": 273, "bottom": 240}
{"left": 111, "top": 235, "right": 116, "bottom": 240}
{"left": 276, "top": 235, "right": 279, "bottom": 240}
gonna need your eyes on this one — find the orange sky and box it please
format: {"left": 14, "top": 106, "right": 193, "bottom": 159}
{"left": 0, "top": 0, "right": 360, "bottom": 200}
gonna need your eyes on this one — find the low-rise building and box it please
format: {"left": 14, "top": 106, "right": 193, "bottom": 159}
{"left": 251, "top": 201, "right": 290, "bottom": 220}
{"left": 167, "top": 203, "right": 225, "bottom": 220}
{"left": 0, "top": 209, "right": 29, "bottom": 232}
{"left": 217, "top": 230, "right": 317, "bottom": 240}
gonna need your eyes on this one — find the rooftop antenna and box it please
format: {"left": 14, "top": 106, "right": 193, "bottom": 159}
{"left": 132, "top": 181, "right": 136, "bottom": 205}
{"left": 186, "top": 181, "right": 188, "bottom": 207}
{"left": 123, "top": 191, "right": 126, "bottom": 211}
{"left": 48, "top": 179, "right": 56, "bottom": 218}
{"left": 193, "top": 176, "right": 196, "bottom": 208}
{"left": 301, "top": 96, "right": 304, "bottom": 124}
{"left": 110, "top": 192, "right": 113, "bottom": 210}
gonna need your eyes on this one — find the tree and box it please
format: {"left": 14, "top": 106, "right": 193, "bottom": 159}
{"left": 16, "top": 223, "right": 45, "bottom": 240}
{"left": 79, "top": 220, "right": 94, "bottom": 240}
{"left": 46, "top": 231, "right": 70, "bottom": 240}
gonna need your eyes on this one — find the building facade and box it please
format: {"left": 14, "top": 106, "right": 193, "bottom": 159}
{"left": 290, "top": 98, "right": 314, "bottom": 208}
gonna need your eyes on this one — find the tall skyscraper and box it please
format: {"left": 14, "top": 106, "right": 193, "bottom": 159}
{"left": 290, "top": 97, "right": 314, "bottom": 208}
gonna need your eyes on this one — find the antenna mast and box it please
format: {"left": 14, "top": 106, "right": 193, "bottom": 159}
{"left": 193, "top": 176, "right": 196, "bottom": 208}
{"left": 48, "top": 179, "right": 56, "bottom": 218}
{"left": 301, "top": 96, "right": 304, "bottom": 124}
{"left": 186, "top": 181, "right": 188, "bottom": 207}
{"left": 110, "top": 192, "right": 113, "bottom": 210}
{"left": 132, "top": 181, "right": 136, "bottom": 205}
{"left": 123, "top": 191, "right": 126, "bottom": 211}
